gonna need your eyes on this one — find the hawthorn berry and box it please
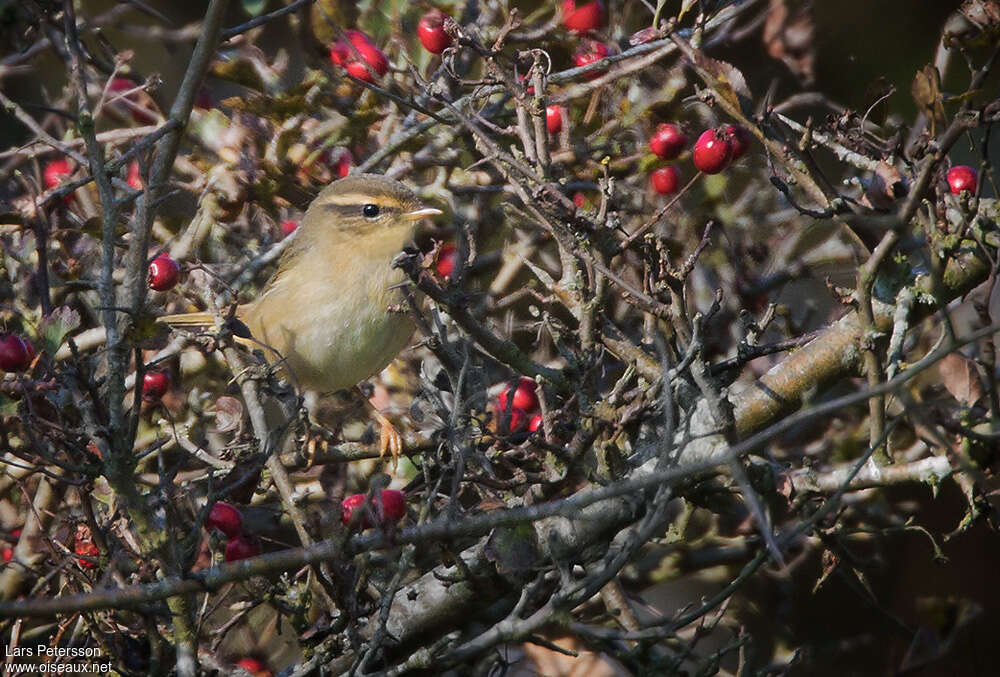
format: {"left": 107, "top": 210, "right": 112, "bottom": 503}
{"left": 725, "top": 124, "right": 752, "bottom": 160}
{"left": 2, "top": 529, "right": 21, "bottom": 563}
{"left": 206, "top": 502, "right": 243, "bottom": 538}
{"left": 108, "top": 78, "right": 156, "bottom": 124}
{"left": 341, "top": 489, "right": 406, "bottom": 527}
{"left": 947, "top": 165, "right": 978, "bottom": 195}
{"left": 436, "top": 242, "right": 458, "bottom": 279}
{"left": 649, "top": 123, "right": 687, "bottom": 160}
{"left": 224, "top": 534, "right": 260, "bottom": 562}
{"left": 43, "top": 158, "right": 73, "bottom": 189}
{"left": 280, "top": 220, "right": 299, "bottom": 238}
{"left": 378, "top": 489, "right": 406, "bottom": 523}
{"left": 528, "top": 413, "right": 543, "bottom": 433}
{"left": 417, "top": 10, "right": 452, "bottom": 54}
{"left": 650, "top": 166, "right": 681, "bottom": 195}
{"left": 0, "top": 334, "right": 32, "bottom": 372}
{"left": 497, "top": 377, "right": 540, "bottom": 413}
{"left": 341, "top": 493, "right": 369, "bottom": 527}
{"left": 235, "top": 658, "right": 272, "bottom": 677}
{"left": 148, "top": 254, "right": 180, "bottom": 291}
{"left": 692, "top": 129, "right": 733, "bottom": 174}
{"left": 546, "top": 105, "right": 564, "bottom": 135}
{"left": 572, "top": 41, "right": 610, "bottom": 80}
{"left": 562, "top": 0, "right": 605, "bottom": 33}
{"left": 330, "top": 30, "right": 389, "bottom": 83}
{"left": 74, "top": 529, "right": 99, "bottom": 569}
{"left": 126, "top": 160, "right": 143, "bottom": 190}
{"left": 142, "top": 370, "right": 170, "bottom": 402}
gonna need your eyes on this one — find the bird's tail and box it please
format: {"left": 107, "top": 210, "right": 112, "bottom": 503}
{"left": 156, "top": 311, "right": 216, "bottom": 330}
{"left": 157, "top": 311, "right": 255, "bottom": 346}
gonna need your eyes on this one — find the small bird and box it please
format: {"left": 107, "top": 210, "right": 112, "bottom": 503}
{"left": 159, "top": 174, "right": 442, "bottom": 460}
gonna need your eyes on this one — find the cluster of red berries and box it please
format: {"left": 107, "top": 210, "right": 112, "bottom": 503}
{"left": 0, "top": 334, "right": 34, "bottom": 372}
{"left": 646, "top": 123, "right": 752, "bottom": 195}
{"left": 495, "top": 377, "right": 543, "bottom": 435}
{"left": 341, "top": 489, "right": 406, "bottom": 529}
{"left": 330, "top": 30, "right": 389, "bottom": 83}
{"left": 73, "top": 525, "right": 100, "bottom": 569}
{"left": 205, "top": 501, "right": 261, "bottom": 562}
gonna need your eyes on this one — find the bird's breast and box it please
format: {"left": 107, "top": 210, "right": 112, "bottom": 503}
{"left": 242, "top": 247, "right": 414, "bottom": 393}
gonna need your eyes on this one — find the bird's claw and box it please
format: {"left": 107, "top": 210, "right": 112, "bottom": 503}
{"left": 374, "top": 411, "right": 402, "bottom": 469}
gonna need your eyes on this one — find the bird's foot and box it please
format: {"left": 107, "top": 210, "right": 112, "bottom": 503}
{"left": 373, "top": 411, "right": 402, "bottom": 469}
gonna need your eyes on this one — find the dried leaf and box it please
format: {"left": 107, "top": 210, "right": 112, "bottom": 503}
{"left": 762, "top": 0, "right": 815, "bottom": 84}
{"left": 861, "top": 161, "right": 906, "bottom": 210}
{"left": 689, "top": 51, "right": 752, "bottom": 111}
{"left": 212, "top": 396, "right": 243, "bottom": 433}
{"left": 940, "top": 353, "right": 984, "bottom": 407}
{"left": 911, "top": 65, "right": 946, "bottom": 134}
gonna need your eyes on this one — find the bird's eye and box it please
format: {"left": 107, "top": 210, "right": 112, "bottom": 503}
{"left": 362, "top": 204, "right": 380, "bottom": 219}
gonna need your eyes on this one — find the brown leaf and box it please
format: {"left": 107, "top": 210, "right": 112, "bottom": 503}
{"left": 939, "top": 352, "right": 985, "bottom": 407}
{"left": 861, "top": 161, "right": 906, "bottom": 210}
{"left": 911, "top": 64, "right": 946, "bottom": 134}
{"left": 211, "top": 395, "right": 243, "bottom": 433}
{"left": 762, "top": 0, "right": 816, "bottom": 84}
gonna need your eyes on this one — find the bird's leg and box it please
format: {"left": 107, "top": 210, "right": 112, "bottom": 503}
{"left": 358, "top": 382, "right": 402, "bottom": 469}
{"left": 374, "top": 410, "right": 403, "bottom": 469}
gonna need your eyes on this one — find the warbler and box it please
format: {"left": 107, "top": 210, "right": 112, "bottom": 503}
{"left": 160, "top": 174, "right": 442, "bottom": 459}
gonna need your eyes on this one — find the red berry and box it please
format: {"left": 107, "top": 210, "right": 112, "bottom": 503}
{"left": 0, "top": 334, "right": 31, "bottom": 372}
{"left": 377, "top": 489, "right": 406, "bottom": 524}
{"left": 527, "top": 413, "right": 543, "bottom": 433}
{"left": 74, "top": 528, "right": 99, "bottom": 569}
{"left": 330, "top": 30, "right": 389, "bottom": 83}
{"left": 224, "top": 535, "right": 260, "bottom": 562}
{"left": 417, "top": 10, "right": 452, "bottom": 54}
{"left": 947, "top": 165, "right": 978, "bottom": 195}
{"left": 725, "top": 124, "right": 752, "bottom": 160}
{"left": 148, "top": 254, "right": 180, "bottom": 291}
{"left": 573, "top": 192, "right": 586, "bottom": 208}
{"left": 650, "top": 166, "right": 681, "bottom": 195}
{"left": 498, "top": 407, "right": 528, "bottom": 434}
{"left": 142, "top": 370, "right": 170, "bottom": 402}
{"left": 43, "top": 158, "right": 73, "bottom": 189}
{"left": 692, "top": 129, "right": 733, "bottom": 174}
{"left": 280, "top": 220, "right": 299, "bottom": 238}
{"left": 572, "top": 41, "right": 610, "bottom": 80}
{"left": 126, "top": 160, "right": 142, "bottom": 190}
{"left": 562, "top": 0, "right": 605, "bottom": 33}
{"left": 497, "top": 377, "right": 540, "bottom": 413}
{"left": 341, "top": 493, "right": 370, "bottom": 527}
{"left": 236, "top": 658, "right": 272, "bottom": 677}
{"left": 206, "top": 502, "right": 243, "bottom": 538}
{"left": 546, "top": 105, "right": 564, "bottom": 135}
{"left": 1, "top": 548, "right": 11, "bottom": 563}
{"left": 436, "top": 242, "right": 458, "bottom": 279}
{"left": 336, "top": 149, "right": 352, "bottom": 178}
{"left": 649, "top": 123, "right": 687, "bottom": 160}
{"left": 108, "top": 78, "right": 156, "bottom": 124}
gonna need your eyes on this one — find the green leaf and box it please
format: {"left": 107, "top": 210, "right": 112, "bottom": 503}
{"left": 241, "top": 0, "right": 268, "bottom": 17}
{"left": 38, "top": 306, "right": 81, "bottom": 357}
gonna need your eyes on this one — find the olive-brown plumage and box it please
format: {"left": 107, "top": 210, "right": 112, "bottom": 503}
{"left": 159, "top": 175, "right": 441, "bottom": 454}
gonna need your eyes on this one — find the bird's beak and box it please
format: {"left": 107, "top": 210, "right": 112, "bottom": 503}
{"left": 403, "top": 206, "right": 443, "bottom": 221}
